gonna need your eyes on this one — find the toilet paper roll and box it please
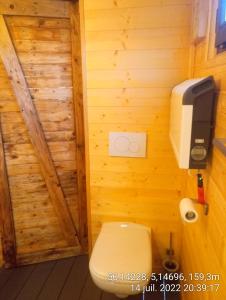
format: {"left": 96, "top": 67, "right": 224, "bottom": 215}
{"left": 179, "top": 198, "right": 199, "bottom": 223}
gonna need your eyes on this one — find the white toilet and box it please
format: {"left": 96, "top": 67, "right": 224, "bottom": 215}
{"left": 89, "top": 222, "right": 152, "bottom": 298}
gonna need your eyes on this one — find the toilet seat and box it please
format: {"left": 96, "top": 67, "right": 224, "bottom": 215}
{"left": 89, "top": 222, "right": 152, "bottom": 297}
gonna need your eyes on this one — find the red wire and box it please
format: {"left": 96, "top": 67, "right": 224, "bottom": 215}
{"left": 198, "top": 186, "right": 205, "bottom": 204}
{"left": 197, "top": 173, "right": 205, "bottom": 205}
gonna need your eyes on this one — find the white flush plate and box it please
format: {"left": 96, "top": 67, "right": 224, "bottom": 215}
{"left": 109, "top": 132, "right": 147, "bottom": 158}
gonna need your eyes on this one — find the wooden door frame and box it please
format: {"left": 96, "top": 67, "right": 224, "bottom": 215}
{"left": 70, "top": 2, "right": 88, "bottom": 251}
{"left": 77, "top": 0, "right": 92, "bottom": 255}
{"left": 0, "top": 0, "right": 87, "bottom": 267}
{"left": 0, "top": 120, "right": 16, "bottom": 268}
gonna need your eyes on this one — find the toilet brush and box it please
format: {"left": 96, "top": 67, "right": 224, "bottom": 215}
{"left": 162, "top": 232, "right": 179, "bottom": 273}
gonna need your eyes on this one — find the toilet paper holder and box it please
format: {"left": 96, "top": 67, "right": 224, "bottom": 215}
{"left": 191, "top": 198, "right": 209, "bottom": 216}
{"left": 180, "top": 173, "right": 209, "bottom": 223}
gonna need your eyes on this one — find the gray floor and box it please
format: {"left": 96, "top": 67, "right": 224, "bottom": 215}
{"left": 0, "top": 255, "right": 179, "bottom": 300}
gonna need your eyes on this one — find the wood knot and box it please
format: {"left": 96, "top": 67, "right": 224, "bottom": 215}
{"left": 9, "top": 4, "right": 14, "bottom": 9}
{"left": 38, "top": 19, "right": 45, "bottom": 26}
{"left": 11, "top": 155, "right": 18, "bottom": 159}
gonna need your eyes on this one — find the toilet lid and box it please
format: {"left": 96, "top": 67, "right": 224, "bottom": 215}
{"left": 89, "top": 223, "right": 152, "bottom": 283}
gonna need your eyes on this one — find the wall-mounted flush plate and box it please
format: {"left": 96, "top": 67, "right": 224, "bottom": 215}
{"left": 109, "top": 132, "right": 147, "bottom": 158}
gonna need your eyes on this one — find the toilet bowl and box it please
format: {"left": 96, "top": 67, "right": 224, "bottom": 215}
{"left": 89, "top": 222, "right": 152, "bottom": 298}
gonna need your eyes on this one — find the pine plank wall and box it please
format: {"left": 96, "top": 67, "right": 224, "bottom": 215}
{"left": 181, "top": 1, "right": 226, "bottom": 299}
{"left": 82, "top": 0, "right": 192, "bottom": 271}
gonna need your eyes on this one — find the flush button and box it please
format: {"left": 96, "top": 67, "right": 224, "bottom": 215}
{"left": 114, "top": 136, "right": 130, "bottom": 153}
{"left": 129, "top": 141, "right": 140, "bottom": 153}
{"left": 109, "top": 132, "right": 146, "bottom": 158}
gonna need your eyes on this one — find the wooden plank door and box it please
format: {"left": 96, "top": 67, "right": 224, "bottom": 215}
{"left": 0, "top": 2, "right": 87, "bottom": 267}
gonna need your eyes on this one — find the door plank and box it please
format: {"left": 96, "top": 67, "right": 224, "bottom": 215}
{"left": 0, "top": 15, "right": 78, "bottom": 247}
{"left": 0, "top": 0, "right": 70, "bottom": 18}
{"left": 0, "top": 119, "right": 16, "bottom": 268}
{"left": 70, "top": 2, "right": 88, "bottom": 250}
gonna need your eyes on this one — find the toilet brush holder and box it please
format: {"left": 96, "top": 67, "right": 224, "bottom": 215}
{"left": 162, "top": 257, "right": 179, "bottom": 273}
{"left": 191, "top": 198, "right": 209, "bottom": 216}
{"left": 162, "top": 232, "right": 179, "bottom": 273}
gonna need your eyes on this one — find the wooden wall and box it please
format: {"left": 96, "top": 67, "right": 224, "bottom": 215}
{"left": 0, "top": 4, "right": 86, "bottom": 267}
{"left": 181, "top": 0, "right": 226, "bottom": 299}
{"left": 82, "top": 0, "right": 192, "bottom": 270}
